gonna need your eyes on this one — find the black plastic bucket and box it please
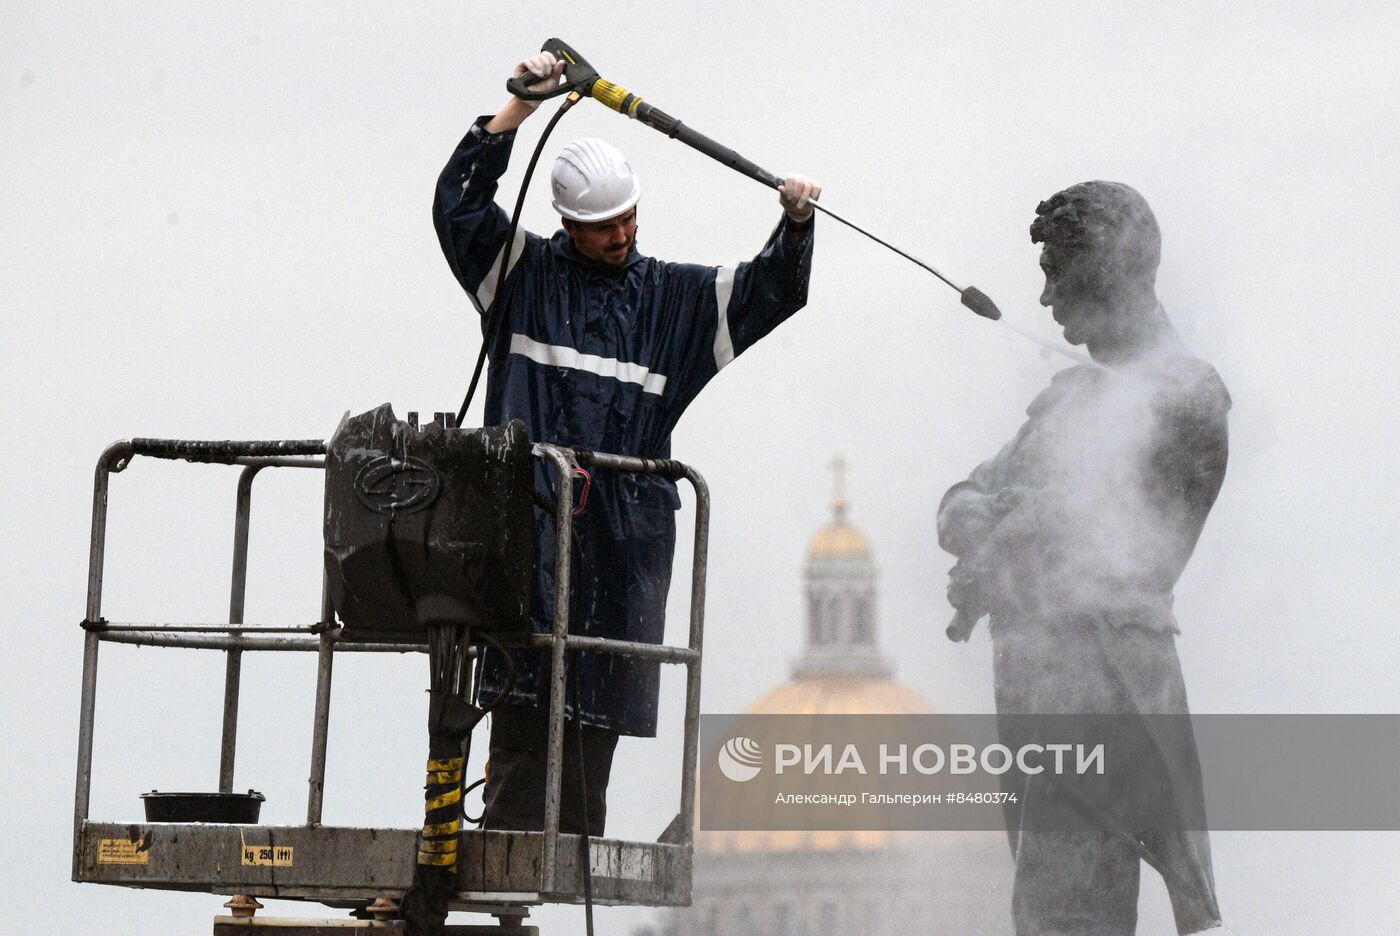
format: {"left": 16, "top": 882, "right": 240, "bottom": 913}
{"left": 140, "top": 790, "right": 265, "bottom": 823}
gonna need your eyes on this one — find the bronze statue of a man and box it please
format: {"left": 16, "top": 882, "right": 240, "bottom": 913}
{"left": 938, "top": 182, "right": 1229, "bottom": 935}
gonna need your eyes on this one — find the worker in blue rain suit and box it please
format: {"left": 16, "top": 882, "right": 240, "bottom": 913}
{"left": 433, "top": 51, "right": 820, "bottom": 836}
{"left": 938, "top": 182, "right": 1228, "bottom": 935}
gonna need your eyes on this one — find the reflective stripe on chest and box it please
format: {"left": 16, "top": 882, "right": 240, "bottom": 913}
{"left": 508, "top": 333, "right": 668, "bottom": 396}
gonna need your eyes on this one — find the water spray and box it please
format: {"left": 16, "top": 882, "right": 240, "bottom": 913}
{"left": 998, "top": 318, "right": 1095, "bottom": 366}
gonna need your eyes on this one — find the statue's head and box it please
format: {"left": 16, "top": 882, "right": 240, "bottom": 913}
{"left": 1030, "top": 181, "right": 1162, "bottom": 353}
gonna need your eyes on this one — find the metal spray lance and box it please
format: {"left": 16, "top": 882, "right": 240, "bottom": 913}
{"left": 506, "top": 39, "right": 1013, "bottom": 326}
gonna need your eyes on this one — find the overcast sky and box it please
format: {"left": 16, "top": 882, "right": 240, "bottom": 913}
{"left": 4, "top": 3, "right": 1399, "bottom": 934}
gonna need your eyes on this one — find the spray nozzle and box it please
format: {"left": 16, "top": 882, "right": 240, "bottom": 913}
{"left": 960, "top": 286, "right": 1003, "bottom": 321}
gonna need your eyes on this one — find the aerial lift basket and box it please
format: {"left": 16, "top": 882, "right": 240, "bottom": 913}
{"left": 70, "top": 423, "right": 711, "bottom": 929}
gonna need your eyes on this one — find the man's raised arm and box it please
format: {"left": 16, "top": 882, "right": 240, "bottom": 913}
{"left": 714, "top": 173, "right": 822, "bottom": 364}
{"left": 431, "top": 53, "right": 562, "bottom": 309}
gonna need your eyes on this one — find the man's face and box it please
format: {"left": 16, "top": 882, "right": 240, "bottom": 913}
{"left": 563, "top": 207, "right": 638, "bottom": 270}
{"left": 1039, "top": 242, "right": 1111, "bottom": 347}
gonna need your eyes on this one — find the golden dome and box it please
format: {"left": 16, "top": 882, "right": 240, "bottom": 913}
{"left": 743, "top": 675, "right": 935, "bottom": 717}
{"left": 806, "top": 518, "right": 870, "bottom": 558}
{"left": 697, "top": 675, "right": 936, "bottom": 856}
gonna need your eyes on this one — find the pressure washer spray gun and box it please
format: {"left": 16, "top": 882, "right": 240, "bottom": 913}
{"left": 506, "top": 38, "right": 1006, "bottom": 324}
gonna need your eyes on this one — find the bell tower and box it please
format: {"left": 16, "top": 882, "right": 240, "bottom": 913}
{"left": 793, "top": 455, "right": 892, "bottom": 679}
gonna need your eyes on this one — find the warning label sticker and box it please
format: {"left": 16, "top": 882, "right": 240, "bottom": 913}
{"left": 97, "top": 838, "right": 151, "bottom": 865}
{"left": 241, "top": 844, "right": 294, "bottom": 867}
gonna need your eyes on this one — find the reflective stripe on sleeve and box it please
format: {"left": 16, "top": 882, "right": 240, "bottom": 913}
{"left": 509, "top": 333, "right": 668, "bottom": 396}
{"left": 713, "top": 264, "right": 737, "bottom": 370}
{"left": 475, "top": 227, "right": 528, "bottom": 312}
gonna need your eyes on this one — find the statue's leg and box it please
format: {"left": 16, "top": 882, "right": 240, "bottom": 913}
{"left": 1012, "top": 830, "right": 1140, "bottom": 936}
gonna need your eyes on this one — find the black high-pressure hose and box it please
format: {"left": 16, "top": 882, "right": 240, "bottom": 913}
{"left": 462, "top": 629, "right": 514, "bottom": 825}
{"left": 440, "top": 70, "right": 599, "bottom": 933}
{"left": 456, "top": 93, "right": 581, "bottom": 427}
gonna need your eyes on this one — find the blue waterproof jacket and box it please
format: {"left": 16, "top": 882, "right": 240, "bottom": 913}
{"left": 434, "top": 117, "right": 814, "bottom": 736}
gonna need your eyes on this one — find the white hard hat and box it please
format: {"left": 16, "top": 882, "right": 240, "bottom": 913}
{"left": 550, "top": 138, "right": 641, "bottom": 222}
